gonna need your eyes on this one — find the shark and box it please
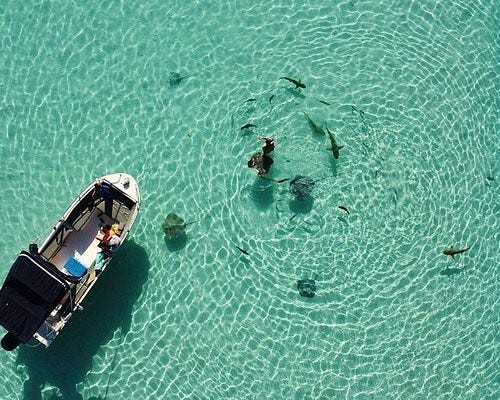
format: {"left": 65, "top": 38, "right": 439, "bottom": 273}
{"left": 280, "top": 76, "right": 306, "bottom": 89}
{"left": 443, "top": 246, "right": 470, "bottom": 258}
{"left": 326, "top": 126, "right": 344, "bottom": 159}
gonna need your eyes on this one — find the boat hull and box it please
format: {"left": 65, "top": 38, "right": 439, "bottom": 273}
{"left": 0, "top": 173, "right": 140, "bottom": 350}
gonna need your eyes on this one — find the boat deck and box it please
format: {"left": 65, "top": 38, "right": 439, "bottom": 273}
{"left": 50, "top": 209, "right": 116, "bottom": 270}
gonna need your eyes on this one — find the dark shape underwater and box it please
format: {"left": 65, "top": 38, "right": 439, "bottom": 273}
{"left": 289, "top": 175, "right": 315, "bottom": 200}
{"left": 168, "top": 72, "right": 192, "bottom": 87}
{"left": 440, "top": 265, "right": 467, "bottom": 276}
{"left": 297, "top": 278, "right": 316, "bottom": 298}
{"left": 163, "top": 213, "right": 187, "bottom": 239}
{"left": 168, "top": 72, "right": 183, "bottom": 87}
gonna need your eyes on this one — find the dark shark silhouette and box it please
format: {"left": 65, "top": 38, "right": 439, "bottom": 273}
{"left": 326, "top": 126, "right": 344, "bottom": 159}
{"left": 280, "top": 76, "right": 306, "bottom": 89}
{"left": 443, "top": 246, "right": 470, "bottom": 258}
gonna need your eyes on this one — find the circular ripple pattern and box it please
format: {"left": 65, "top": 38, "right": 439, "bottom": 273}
{"left": 0, "top": 1, "right": 498, "bottom": 399}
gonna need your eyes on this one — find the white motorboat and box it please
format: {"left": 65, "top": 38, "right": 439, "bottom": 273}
{"left": 0, "top": 173, "right": 140, "bottom": 351}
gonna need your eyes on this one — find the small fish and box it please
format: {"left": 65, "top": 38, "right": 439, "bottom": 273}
{"left": 280, "top": 76, "right": 306, "bottom": 89}
{"left": 351, "top": 105, "right": 365, "bottom": 117}
{"left": 338, "top": 205, "right": 350, "bottom": 214}
{"left": 235, "top": 245, "right": 250, "bottom": 256}
{"left": 240, "top": 123, "right": 257, "bottom": 130}
{"left": 443, "top": 246, "right": 470, "bottom": 258}
{"left": 326, "top": 126, "right": 344, "bottom": 159}
{"left": 269, "top": 94, "right": 275, "bottom": 103}
{"left": 289, "top": 213, "right": 298, "bottom": 221}
{"left": 316, "top": 98, "right": 331, "bottom": 105}
{"left": 244, "top": 98, "right": 256, "bottom": 103}
{"left": 486, "top": 176, "right": 495, "bottom": 181}
{"left": 302, "top": 112, "right": 325, "bottom": 135}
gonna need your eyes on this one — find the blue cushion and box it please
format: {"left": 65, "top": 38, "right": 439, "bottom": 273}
{"left": 64, "top": 257, "right": 87, "bottom": 277}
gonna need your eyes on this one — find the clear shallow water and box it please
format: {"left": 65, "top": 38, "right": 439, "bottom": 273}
{"left": 0, "top": 1, "right": 498, "bottom": 399}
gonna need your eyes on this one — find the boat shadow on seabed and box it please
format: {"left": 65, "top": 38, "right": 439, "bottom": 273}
{"left": 16, "top": 240, "right": 150, "bottom": 400}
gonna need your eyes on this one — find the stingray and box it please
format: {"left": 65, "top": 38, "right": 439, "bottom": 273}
{"left": 168, "top": 72, "right": 192, "bottom": 87}
{"left": 162, "top": 213, "right": 188, "bottom": 239}
{"left": 289, "top": 175, "right": 316, "bottom": 200}
{"left": 162, "top": 213, "right": 208, "bottom": 239}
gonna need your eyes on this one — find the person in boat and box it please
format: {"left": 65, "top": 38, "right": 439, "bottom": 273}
{"left": 92, "top": 178, "right": 102, "bottom": 196}
{"left": 247, "top": 152, "right": 273, "bottom": 176}
{"left": 259, "top": 136, "right": 275, "bottom": 155}
{"left": 87, "top": 178, "right": 102, "bottom": 210}
{"left": 99, "top": 223, "right": 121, "bottom": 252}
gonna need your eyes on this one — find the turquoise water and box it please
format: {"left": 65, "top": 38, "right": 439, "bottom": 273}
{"left": 0, "top": 0, "right": 498, "bottom": 399}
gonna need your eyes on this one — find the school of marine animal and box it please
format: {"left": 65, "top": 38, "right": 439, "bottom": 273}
{"left": 162, "top": 74, "right": 471, "bottom": 297}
